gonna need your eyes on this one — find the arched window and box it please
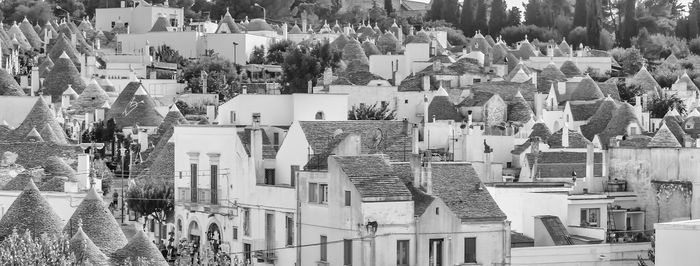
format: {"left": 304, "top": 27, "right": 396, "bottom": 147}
{"left": 177, "top": 219, "right": 182, "bottom": 232}
{"left": 315, "top": 111, "right": 325, "bottom": 120}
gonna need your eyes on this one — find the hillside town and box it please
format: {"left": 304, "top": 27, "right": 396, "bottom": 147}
{"left": 2, "top": 0, "right": 700, "bottom": 265}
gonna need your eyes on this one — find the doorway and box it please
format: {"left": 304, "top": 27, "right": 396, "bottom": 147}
{"left": 429, "top": 238, "right": 444, "bottom": 266}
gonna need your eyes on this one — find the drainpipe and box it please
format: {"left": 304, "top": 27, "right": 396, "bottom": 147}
{"left": 295, "top": 173, "right": 301, "bottom": 266}
{"left": 414, "top": 216, "right": 419, "bottom": 265}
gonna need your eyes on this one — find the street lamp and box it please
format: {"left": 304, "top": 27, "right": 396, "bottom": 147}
{"left": 253, "top": 3, "right": 266, "bottom": 20}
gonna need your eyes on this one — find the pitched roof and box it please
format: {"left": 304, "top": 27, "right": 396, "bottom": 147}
{"left": 570, "top": 76, "right": 605, "bottom": 101}
{"left": 299, "top": 121, "right": 411, "bottom": 170}
{"left": 538, "top": 215, "right": 574, "bottom": 245}
{"left": 675, "top": 72, "right": 698, "bottom": 91}
{"left": 548, "top": 128, "right": 590, "bottom": 148}
{"left": 431, "top": 163, "right": 506, "bottom": 221}
{"left": 661, "top": 116, "right": 685, "bottom": 145}
{"left": 330, "top": 34, "right": 351, "bottom": 51}
{"left": 504, "top": 62, "right": 533, "bottom": 82}
{"left": 647, "top": 123, "right": 682, "bottom": 148}
{"left": 361, "top": 41, "right": 381, "bottom": 57}
{"left": 236, "top": 128, "right": 276, "bottom": 159}
{"left": 597, "top": 82, "right": 621, "bottom": 101}
{"left": 0, "top": 68, "right": 23, "bottom": 96}
{"left": 466, "top": 81, "right": 537, "bottom": 102}
{"left": 149, "top": 15, "right": 171, "bottom": 32}
{"left": 459, "top": 90, "right": 496, "bottom": 107}
{"left": 538, "top": 62, "right": 568, "bottom": 93}
{"left": 139, "top": 142, "right": 174, "bottom": 180}
{"left": 333, "top": 155, "right": 411, "bottom": 201}
{"left": 70, "top": 78, "right": 110, "bottom": 115}
{"left": 43, "top": 51, "right": 87, "bottom": 102}
{"left": 376, "top": 32, "right": 400, "bottom": 54}
{"left": 558, "top": 39, "right": 572, "bottom": 55}
{"left": 665, "top": 53, "right": 679, "bottom": 64}
{"left": 11, "top": 97, "right": 67, "bottom": 144}
{"left": 428, "top": 94, "right": 463, "bottom": 121}
{"left": 0, "top": 179, "right": 63, "bottom": 240}
{"left": 65, "top": 187, "right": 129, "bottom": 255}
{"left": 342, "top": 39, "right": 369, "bottom": 67}
{"left": 69, "top": 224, "right": 110, "bottom": 265}
{"left": 580, "top": 98, "right": 619, "bottom": 140}
{"left": 110, "top": 229, "right": 168, "bottom": 266}
{"left": 527, "top": 151, "right": 603, "bottom": 178}
{"left": 529, "top": 122, "right": 552, "bottom": 141}
{"left": 288, "top": 24, "right": 302, "bottom": 34}
{"left": 569, "top": 99, "right": 603, "bottom": 122}
{"left": 560, "top": 60, "right": 581, "bottom": 78}
{"left": 217, "top": 9, "right": 241, "bottom": 33}
{"left": 507, "top": 91, "right": 533, "bottom": 123}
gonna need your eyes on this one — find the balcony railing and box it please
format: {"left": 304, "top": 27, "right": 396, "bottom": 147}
{"left": 606, "top": 229, "right": 654, "bottom": 243}
{"left": 177, "top": 187, "right": 224, "bottom": 205}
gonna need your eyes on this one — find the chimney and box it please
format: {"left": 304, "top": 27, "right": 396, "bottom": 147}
{"left": 251, "top": 114, "right": 264, "bottom": 183}
{"left": 71, "top": 33, "right": 76, "bottom": 47}
{"left": 422, "top": 75, "right": 430, "bottom": 91}
{"left": 424, "top": 160, "right": 433, "bottom": 194}
{"left": 31, "top": 66, "right": 38, "bottom": 95}
{"left": 562, "top": 123, "right": 569, "bottom": 147}
{"left": 467, "top": 110, "right": 473, "bottom": 126}
{"left": 423, "top": 95, "right": 429, "bottom": 125}
{"left": 200, "top": 70, "right": 208, "bottom": 94}
{"left": 307, "top": 79, "right": 313, "bottom": 94}
{"left": 483, "top": 142, "right": 492, "bottom": 182}
{"left": 76, "top": 153, "right": 90, "bottom": 190}
{"left": 534, "top": 92, "right": 543, "bottom": 121}
{"left": 411, "top": 125, "right": 421, "bottom": 188}
{"left": 283, "top": 22, "right": 288, "bottom": 40}
{"left": 585, "top": 142, "right": 594, "bottom": 190}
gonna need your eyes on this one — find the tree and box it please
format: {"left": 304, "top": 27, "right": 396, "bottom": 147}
{"left": 441, "top": 0, "right": 460, "bottom": 26}
{"left": 524, "top": 0, "right": 542, "bottom": 26}
{"left": 474, "top": 0, "right": 488, "bottom": 34}
{"left": 181, "top": 55, "right": 238, "bottom": 95}
{"left": 567, "top": 26, "right": 587, "bottom": 47}
{"left": 573, "top": 0, "right": 587, "bottom": 27}
{"left": 348, "top": 103, "right": 396, "bottom": 120}
{"left": 648, "top": 94, "right": 686, "bottom": 118}
{"left": 126, "top": 178, "right": 174, "bottom": 228}
{"left": 620, "top": 0, "right": 637, "bottom": 48}
{"left": 249, "top": 46, "right": 265, "bottom": 64}
{"left": 488, "top": 0, "right": 507, "bottom": 36}
{"left": 460, "top": 0, "right": 475, "bottom": 36}
{"left": 384, "top": 0, "right": 393, "bottom": 14}
{"left": 506, "top": 6, "right": 521, "bottom": 26}
{"left": 155, "top": 45, "right": 185, "bottom": 66}
{"left": 0, "top": 231, "right": 77, "bottom": 265}
{"left": 690, "top": 0, "right": 700, "bottom": 38}
{"left": 311, "top": 41, "right": 342, "bottom": 70}
{"left": 586, "top": 0, "right": 602, "bottom": 48}
{"left": 610, "top": 47, "right": 644, "bottom": 75}
{"left": 282, "top": 46, "right": 323, "bottom": 94}
{"left": 0, "top": 0, "right": 53, "bottom": 25}
{"left": 265, "top": 39, "right": 295, "bottom": 65}
{"left": 429, "top": 0, "right": 443, "bottom": 20}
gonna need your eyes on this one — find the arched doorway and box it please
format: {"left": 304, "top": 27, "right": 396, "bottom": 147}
{"left": 188, "top": 221, "right": 201, "bottom": 251}
{"left": 207, "top": 223, "right": 222, "bottom": 254}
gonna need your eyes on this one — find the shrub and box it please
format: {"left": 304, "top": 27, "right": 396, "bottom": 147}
{"left": 690, "top": 37, "right": 700, "bottom": 55}
{"left": 499, "top": 24, "right": 561, "bottom": 45}
{"left": 567, "top": 26, "right": 587, "bottom": 48}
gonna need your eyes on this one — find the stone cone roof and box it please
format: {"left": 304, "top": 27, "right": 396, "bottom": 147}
{"left": 41, "top": 21, "right": 58, "bottom": 41}
{"left": 537, "top": 62, "right": 567, "bottom": 93}
{"left": 38, "top": 56, "right": 54, "bottom": 78}
{"left": 647, "top": 123, "right": 682, "bottom": 148}
{"left": 558, "top": 39, "right": 571, "bottom": 55}
{"left": 8, "top": 22, "right": 32, "bottom": 51}
{"left": 149, "top": 15, "right": 170, "bottom": 32}
{"left": 665, "top": 53, "right": 679, "bottom": 64}
{"left": 361, "top": 41, "right": 381, "bottom": 57}
{"left": 560, "top": 60, "right": 581, "bottom": 78}
{"left": 428, "top": 87, "right": 463, "bottom": 121}
{"left": 65, "top": 187, "right": 128, "bottom": 255}
{"left": 676, "top": 72, "right": 698, "bottom": 91}
{"left": 69, "top": 223, "right": 110, "bottom": 266}
{"left": 406, "top": 31, "right": 430, "bottom": 44}
{"left": 155, "top": 106, "right": 187, "bottom": 139}
{"left": 508, "top": 91, "right": 534, "bottom": 123}
{"left": 0, "top": 179, "right": 63, "bottom": 240}
{"left": 39, "top": 123, "right": 61, "bottom": 143}
{"left": 627, "top": 65, "right": 661, "bottom": 97}
{"left": 330, "top": 34, "right": 351, "bottom": 51}
{"left": 138, "top": 142, "right": 174, "bottom": 180}
{"left": 113, "top": 85, "right": 164, "bottom": 128}
{"left": 43, "top": 155, "right": 76, "bottom": 180}
{"left": 61, "top": 21, "right": 93, "bottom": 55}
{"left": 71, "top": 79, "right": 110, "bottom": 115}
{"left": 48, "top": 33, "right": 81, "bottom": 67}
{"left": 0, "top": 67, "right": 23, "bottom": 96}
{"left": 110, "top": 229, "right": 168, "bottom": 266}
{"left": 504, "top": 62, "right": 532, "bottom": 82}
{"left": 78, "top": 19, "right": 94, "bottom": 32}
{"left": 600, "top": 103, "right": 640, "bottom": 145}
{"left": 44, "top": 51, "right": 87, "bottom": 102}
{"left": 19, "top": 18, "right": 41, "bottom": 49}
{"left": 377, "top": 32, "right": 399, "bottom": 54}
{"left": 107, "top": 82, "right": 140, "bottom": 123}
{"left": 12, "top": 97, "right": 67, "bottom": 144}
{"left": 289, "top": 24, "right": 302, "bottom": 34}
{"left": 571, "top": 76, "right": 605, "bottom": 101}
{"left": 342, "top": 38, "right": 369, "bottom": 67}
{"left": 529, "top": 122, "right": 552, "bottom": 141}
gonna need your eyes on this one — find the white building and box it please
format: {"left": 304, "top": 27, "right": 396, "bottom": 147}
{"left": 95, "top": 0, "right": 185, "bottom": 34}
{"left": 215, "top": 93, "right": 348, "bottom": 126}
{"left": 655, "top": 219, "right": 700, "bottom": 266}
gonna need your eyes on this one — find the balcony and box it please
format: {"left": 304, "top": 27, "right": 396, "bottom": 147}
{"left": 252, "top": 239, "right": 277, "bottom": 263}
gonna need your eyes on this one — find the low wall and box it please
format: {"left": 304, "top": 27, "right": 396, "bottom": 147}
{"left": 511, "top": 243, "right": 651, "bottom": 266}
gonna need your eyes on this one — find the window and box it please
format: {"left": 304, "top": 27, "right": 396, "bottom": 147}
{"left": 308, "top": 183, "right": 318, "bottom": 202}
{"left": 344, "top": 239, "right": 353, "bottom": 265}
{"left": 319, "top": 184, "right": 329, "bottom": 203}
{"left": 473, "top": 78, "right": 481, "bottom": 83}
{"left": 265, "top": 213, "right": 275, "bottom": 250}
{"left": 436, "top": 207, "right": 439, "bottom": 215}
{"left": 264, "top": 169, "right": 275, "bottom": 185}
{"left": 397, "top": 240, "right": 409, "bottom": 266}
{"left": 404, "top": 99, "right": 409, "bottom": 104}
{"left": 177, "top": 219, "right": 182, "bottom": 232}
{"left": 190, "top": 163, "right": 198, "bottom": 202}
{"left": 630, "top": 126, "right": 638, "bottom": 135}
{"left": 243, "top": 208, "right": 251, "bottom": 236}
{"left": 315, "top": 111, "right": 325, "bottom": 120}
{"left": 233, "top": 226, "right": 238, "bottom": 240}
{"left": 273, "top": 133, "right": 280, "bottom": 150}
{"left": 244, "top": 243, "right": 252, "bottom": 262}
{"left": 111, "top": 21, "right": 115, "bottom": 28}
{"left": 464, "top": 237, "right": 476, "bottom": 263}
{"left": 286, "top": 214, "right": 294, "bottom": 246}
{"left": 344, "top": 190, "right": 351, "bottom": 206}
{"left": 320, "top": 235, "right": 328, "bottom": 262}
{"left": 580, "top": 208, "right": 600, "bottom": 227}
{"left": 291, "top": 165, "right": 299, "bottom": 187}
{"left": 230, "top": 111, "right": 236, "bottom": 123}
{"left": 210, "top": 165, "right": 218, "bottom": 204}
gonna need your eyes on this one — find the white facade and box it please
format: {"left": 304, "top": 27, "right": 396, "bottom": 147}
{"left": 526, "top": 57, "right": 612, "bottom": 74}
{"left": 0, "top": 191, "right": 87, "bottom": 225}
{"left": 215, "top": 93, "right": 348, "bottom": 126}
{"left": 204, "top": 33, "right": 274, "bottom": 65}
{"left": 655, "top": 219, "right": 700, "bottom": 266}
{"left": 95, "top": 4, "right": 185, "bottom": 34}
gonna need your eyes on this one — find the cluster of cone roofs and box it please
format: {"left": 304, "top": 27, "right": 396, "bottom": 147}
{"left": 0, "top": 179, "right": 168, "bottom": 265}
